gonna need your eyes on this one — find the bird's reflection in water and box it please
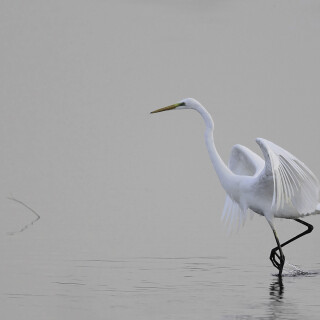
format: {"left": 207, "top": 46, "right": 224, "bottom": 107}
{"left": 267, "top": 277, "right": 296, "bottom": 320}
{"left": 269, "top": 277, "right": 284, "bottom": 302}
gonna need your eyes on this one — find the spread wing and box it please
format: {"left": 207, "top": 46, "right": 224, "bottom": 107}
{"left": 256, "top": 138, "right": 319, "bottom": 214}
{"left": 228, "top": 144, "right": 264, "bottom": 176}
{"left": 222, "top": 145, "right": 264, "bottom": 231}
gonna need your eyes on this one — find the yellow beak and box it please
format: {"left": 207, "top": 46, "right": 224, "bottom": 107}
{"left": 150, "top": 102, "right": 184, "bottom": 114}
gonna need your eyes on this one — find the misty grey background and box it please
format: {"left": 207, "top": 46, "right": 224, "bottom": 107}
{"left": 1, "top": 0, "right": 320, "bottom": 319}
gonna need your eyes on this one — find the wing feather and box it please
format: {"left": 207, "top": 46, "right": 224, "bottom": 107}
{"left": 221, "top": 194, "right": 247, "bottom": 232}
{"left": 221, "top": 145, "right": 264, "bottom": 231}
{"left": 256, "top": 138, "right": 319, "bottom": 215}
{"left": 228, "top": 144, "right": 264, "bottom": 176}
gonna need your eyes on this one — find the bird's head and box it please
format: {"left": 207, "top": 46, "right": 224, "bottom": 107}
{"left": 151, "top": 98, "right": 213, "bottom": 130}
{"left": 150, "top": 98, "right": 201, "bottom": 114}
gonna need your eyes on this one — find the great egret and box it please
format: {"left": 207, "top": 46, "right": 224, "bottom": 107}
{"left": 151, "top": 98, "right": 320, "bottom": 276}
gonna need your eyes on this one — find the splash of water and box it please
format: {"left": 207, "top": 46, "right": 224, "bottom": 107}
{"left": 274, "top": 262, "right": 318, "bottom": 277}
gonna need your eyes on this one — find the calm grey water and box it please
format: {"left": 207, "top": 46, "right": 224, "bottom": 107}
{"left": 2, "top": 252, "right": 320, "bottom": 319}
{"left": 1, "top": 0, "right": 320, "bottom": 319}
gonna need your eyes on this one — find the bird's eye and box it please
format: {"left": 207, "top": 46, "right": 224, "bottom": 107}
{"left": 180, "top": 102, "right": 186, "bottom": 106}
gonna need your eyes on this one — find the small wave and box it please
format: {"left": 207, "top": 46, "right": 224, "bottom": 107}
{"left": 273, "top": 263, "right": 319, "bottom": 277}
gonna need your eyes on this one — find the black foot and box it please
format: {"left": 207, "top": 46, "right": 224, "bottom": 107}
{"left": 270, "top": 248, "right": 285, "bottom": 275}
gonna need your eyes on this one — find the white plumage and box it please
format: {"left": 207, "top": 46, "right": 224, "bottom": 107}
{"left": 222, "top": 138, "right": 320, "bottom": 231}
{"left": 257, "top": 138, "right": 319, "bottom": 216}
{"left": 151, "top": 98, "right": 320, "bottom": 275}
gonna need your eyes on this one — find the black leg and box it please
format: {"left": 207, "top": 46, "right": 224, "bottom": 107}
{"left": 270, "top": 219, "right": 314, "bottom": 274}
{"left": 270, "top": 229, "right": 285, "bottom": 276}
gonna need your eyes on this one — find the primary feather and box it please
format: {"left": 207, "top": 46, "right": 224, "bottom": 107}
{"left": 256, "top": 138, "right": 320, "bottom": 215}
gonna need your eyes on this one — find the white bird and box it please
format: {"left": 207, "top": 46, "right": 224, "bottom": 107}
{"left": 151, "top": 98, "right": 320, "bottom": 276}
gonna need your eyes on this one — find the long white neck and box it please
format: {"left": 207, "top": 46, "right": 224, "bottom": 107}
{"left": 193, "top": 103, "right": 236, "bottom": 194}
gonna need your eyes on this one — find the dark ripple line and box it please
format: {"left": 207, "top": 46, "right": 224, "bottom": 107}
{"left": 53, "top": 281, "right": 85, "bottom": 286}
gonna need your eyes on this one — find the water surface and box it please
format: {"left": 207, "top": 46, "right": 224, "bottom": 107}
{"left": 3, "top": 253, "right": 320, "bottom": 319}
